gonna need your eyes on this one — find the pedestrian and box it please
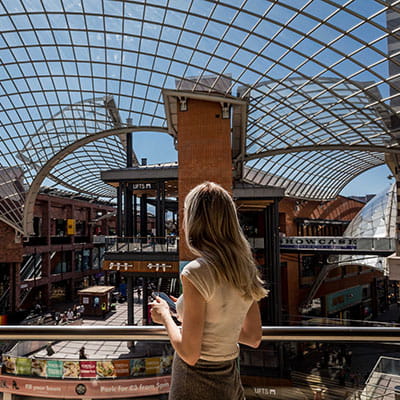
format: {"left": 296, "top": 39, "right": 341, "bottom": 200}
{"left": 101, "top": 302, "right": 107, "bottom": 318}
{"left": 79, "top": 346, "right": 87, "bottom": 359}
{"left": 67, "top": 309, "right": 74, "bottom": 321}
{"left": 60, "top": 313, "right": 68, "bottom": 324}
{"left": 150, "top": 182, "right": 268, "bottom": 400}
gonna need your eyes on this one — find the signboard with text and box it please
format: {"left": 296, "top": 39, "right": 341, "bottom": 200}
{"left": 0, "top": 374, "right": 170, "bottom": 399}
{"left": 103, "top": 260, "right": 179, "bottom": 273}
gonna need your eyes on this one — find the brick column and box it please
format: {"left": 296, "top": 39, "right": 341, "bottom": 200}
{"left": 177, "top": 99, "right": 232, "bottom": 261}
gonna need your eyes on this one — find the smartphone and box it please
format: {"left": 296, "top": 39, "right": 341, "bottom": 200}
{"left": 152, "top": 291, "right": 177, "bottom": 313}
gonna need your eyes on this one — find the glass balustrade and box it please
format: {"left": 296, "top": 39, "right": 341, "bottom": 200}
{"left": 0, "top": 325, "right": 399, "bottom": 400}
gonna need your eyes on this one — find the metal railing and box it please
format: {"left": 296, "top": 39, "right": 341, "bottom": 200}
{"left": 0, "top": 325, "right": 399, "bottom": 342}
{"left": 105, "top": 236, "right": 179, "bottom": 253}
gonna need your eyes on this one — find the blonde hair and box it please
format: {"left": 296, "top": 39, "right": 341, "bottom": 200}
{"left": 184, "top": 182, "right": 268, "bottom": 301}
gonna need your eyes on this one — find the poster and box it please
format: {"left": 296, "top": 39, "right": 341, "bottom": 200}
{"left": 96, "top": 361, "right": 116, "bottom": 378}
{"left": 130, "top": 358, "right": 146, "bottom": 376}
{"left": 80, "top": 361, "right": 96, "bottom": 378}
{"left": 63, "top": 361, "right": 80, "bottom": 378}
{"left": 31, "top": 359, "right": 47, "bottom": 377}
{"left": 112, "top": 360, "right": 130, "bottom": 377}
{"left": 47, "top": 360, "right": 63, "bottom": 378}
{"left": 16, "top": 357, "right": 31, "bottom": 375}
{"left": 145, "top": 358, "right": 160, "bottom": 375}
{"left": 160, "top": 355, "right": 173, "bottom": 374}
{"left": 3, "top": 355, "right": 16, "bottom": 374}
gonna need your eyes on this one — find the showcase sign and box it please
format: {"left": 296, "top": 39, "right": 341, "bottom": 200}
{"left": 280, "top": 237, "right": 357, "bottom": 251}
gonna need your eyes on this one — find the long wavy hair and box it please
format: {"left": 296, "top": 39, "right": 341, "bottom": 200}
{"left": 184, "top": 182, "right": 268, "bottom": 301}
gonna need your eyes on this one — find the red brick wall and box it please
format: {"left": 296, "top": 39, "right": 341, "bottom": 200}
{"left": 280, "top": 195, "right": 366, "bottom": 317}
{"left": 177, "top": 99, "right": 232, "bottom": 260}
{"left": 0, "top": 220, "right": 23, "bottom": 263}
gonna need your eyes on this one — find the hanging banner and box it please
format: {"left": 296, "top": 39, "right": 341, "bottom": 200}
{"left": 31, "top": 359, "right": 47, "bottom": 377}
{"left": 63, "top": 361, "right": 80, "bottom": 379}
{"left": 96, "top": 361, "right": 116, "bottom": 378}
{"left": 0, "top": 375, "right": 170, "bottom": 398}
{"left": 131, "top": 359, "right": 146, "bottom": 377}
{"left": 79, "top": 361, "right": 96, "bottom": 378}
{"left": 113, "top": 360, "right": 130, "bottom": 377}
{"left": 16, "top": 358, "right": 31, "bottom": 375}
{"left": 2, "top": 356, "right": 16, "bottom": 374}
{"left": 46, "top": 360, "right": 63, "bottom": 378}
{"left": 145, "top": 358, "right": 161, "bottom": 375}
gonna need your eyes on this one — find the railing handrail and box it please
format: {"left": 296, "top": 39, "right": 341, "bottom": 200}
{"left": 0, "top": 325, "right": 399, "bottom": 342}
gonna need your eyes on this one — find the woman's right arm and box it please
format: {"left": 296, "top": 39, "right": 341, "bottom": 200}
{"left": 238, "top": 301, "right": 262, "bottom": 348}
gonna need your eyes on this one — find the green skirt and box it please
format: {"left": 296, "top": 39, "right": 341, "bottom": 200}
{"left": 168, "top": 353, "right": 245, "bottom": 400}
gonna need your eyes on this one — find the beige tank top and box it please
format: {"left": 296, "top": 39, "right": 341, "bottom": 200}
{"left": 176, "top": 259, "right": 252, "bottom": 362}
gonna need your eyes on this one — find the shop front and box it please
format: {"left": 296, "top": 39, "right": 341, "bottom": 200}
{"left": 325, "top": 286, "right": 363, "bottom": 319}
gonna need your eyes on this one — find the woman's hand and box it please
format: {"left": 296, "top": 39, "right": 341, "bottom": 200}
{"left": 150, "top": 296, "right": 170, "bottom": 324}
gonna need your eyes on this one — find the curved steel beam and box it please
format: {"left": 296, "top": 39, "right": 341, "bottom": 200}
{"left": 243, "top": 144, "right": 400, "bottom": 162}
{"left": 23, "top": 126, "right": 168, "bottom": 236}
{"left": 0, "top": 215, "right": 23, "bottom": 235}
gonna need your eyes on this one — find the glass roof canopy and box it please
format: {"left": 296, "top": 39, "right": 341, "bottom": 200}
{"left": 1, "top": 0, "right": 400, "bottom": 235}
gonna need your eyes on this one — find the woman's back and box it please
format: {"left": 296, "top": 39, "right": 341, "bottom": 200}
{"left": 177, "top": 259, "right": 253, "bottom": 361}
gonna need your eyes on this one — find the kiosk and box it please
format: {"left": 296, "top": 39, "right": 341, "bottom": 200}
{"left": 78, "top": 286, "right": 115, "bottom": 317}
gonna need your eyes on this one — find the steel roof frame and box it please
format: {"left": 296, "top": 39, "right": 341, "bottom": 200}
{"left": 1, "top": 0, "right": 400, "bottom": 234}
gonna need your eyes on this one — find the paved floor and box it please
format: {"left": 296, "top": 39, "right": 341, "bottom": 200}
{"left": 33, "top": 298, "right": 168, "bottom": 360}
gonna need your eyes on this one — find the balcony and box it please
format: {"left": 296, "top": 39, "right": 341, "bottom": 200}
{"left": 0, "top": 325, "right": 399, "bottom": 399}
{"left": 105, "top": 236, "right": 179, "bottom": 254}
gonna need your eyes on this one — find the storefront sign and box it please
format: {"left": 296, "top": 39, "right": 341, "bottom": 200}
{"left": 281, "top": 237, "right": 357, "bottom": 251}
{"left": 103, "top": 260, "right": 179, "bottom": 273}
{"left": 0, "top": 374, "right": 170, "bottom": 398}
{"left": 326, "top": 286, "right": 363, "bottom": 314}
{"left": 132, "top": 183, "right": 155, "bottom": 190}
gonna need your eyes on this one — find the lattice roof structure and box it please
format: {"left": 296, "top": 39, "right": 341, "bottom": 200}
{"left": 1, "top": 0, "right": 400, "bottom": 235}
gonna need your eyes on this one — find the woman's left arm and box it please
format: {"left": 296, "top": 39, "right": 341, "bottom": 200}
{"left": 151, "top": 275, "right": 205, "bottom": 366}
{"left": 238, "top": 301, "right": 262, "bottom": 348}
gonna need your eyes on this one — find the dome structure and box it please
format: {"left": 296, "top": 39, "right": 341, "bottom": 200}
{"left": 1, "top": 0, "right": 400, "bottom": 235}
{"left": 339, "top": 183, "right": 397, "bottom": 273}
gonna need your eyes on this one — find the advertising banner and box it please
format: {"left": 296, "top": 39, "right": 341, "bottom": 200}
{"left": 0, "top": 374, "right": 171, "bottom": 398}
{"left": 326, "top": 286, "right": 363, "bottom": 314}
{"left": 31, "top": 359, "right": 47, "bottom": 377}
{"left": 159, "top": 355, "right": 173, "bottom": 374}
{"left": 3, "top": 355, "right": 173, "bottom": 379}
{"left": 16, "top": 358, "right": 31, "bottom": 375}
{"left": 96, "top": 361, "right": 116, "bottom": 378}
{"left": 46, "top": 360, "right": 63, "bottom": 378}
{"left": 2, "top": 355, "right": 16, "bottom": 374}
{"left": 130, "top": 359, "right": 146, "bottom": 377}
{"left": 145, "top": 358, "right": 160, "bottom": 375}
{"left": 113, "top": 360, "right": 130, "bottom": 377}
{"left": 63, "top": 361, "right": 80, "bottom": 378}
{"left": 80, "top": 361, "right": 96, "bottom": 378}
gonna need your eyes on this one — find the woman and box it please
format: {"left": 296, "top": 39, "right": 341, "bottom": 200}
{"left": 150, "top": 182, "right": 268, "bottom": 400}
